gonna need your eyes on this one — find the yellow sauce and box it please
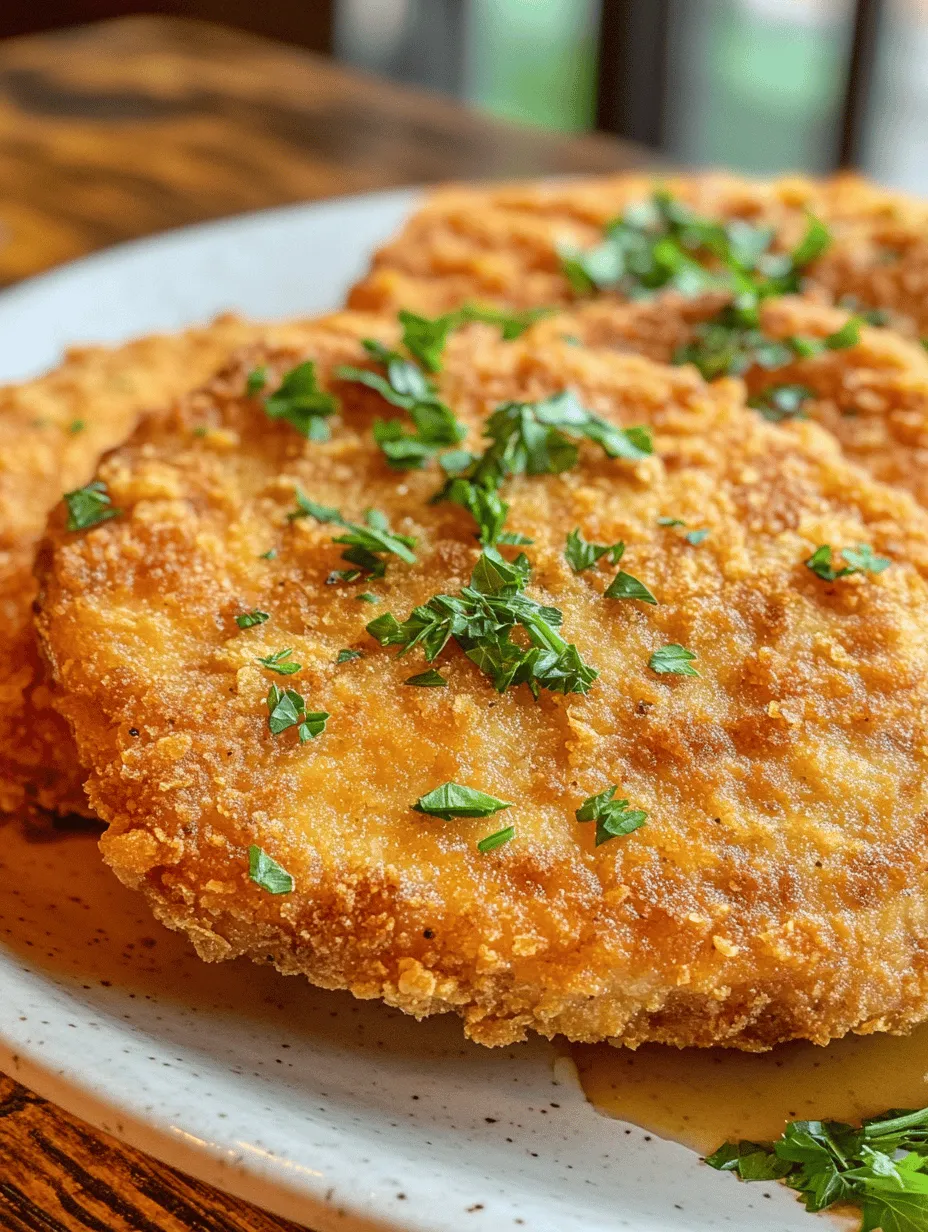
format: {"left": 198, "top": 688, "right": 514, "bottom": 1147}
{"left": 571, "top": 1028, "right": 928, "bottom": 1155}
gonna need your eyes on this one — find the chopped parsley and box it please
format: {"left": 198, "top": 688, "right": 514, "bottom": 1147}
{"left": 260, "top": 548, "right": 278, "bottom": 561}
{"left": 706, "top": 1105, "right": 928, "bottom": 1230}
{"left": 64, "top": 480, "right": 120, "bottom": 532}
{"left": 564, "top": 528, "right": 624, "bottom": 573}
{"left": 404, "top": 668, "right": 448, "bottom": 687}
{"left": 336, "top": 649, "right": 362, "bottom": 663}
{"left": 603, "top": 570, "right": 657, "bottom": 604}
{"left": 256, "top": 648, "right": 302, "bottom": 676}
{"left": 289, "top": 491, "right": 416, "bottom": 581}
{"left": 235, "top": 609, "right": 270, "bottom": 629}
{"left": 248, "top": 845, "right": 294, "bottom": 894}
{"left": 477, "top": 825, "right": 515, "bottom": 853}
{"left": 435, "top": 391, "right": 652, "bottom": 544}
{"left": 806, "top": 543, "right": 891, "bottom": 581}
{"left": 576, "top": 786, "right": 648, "bottom": 847}
{"left": 560, "top": 190, "right": 830, "bottom": 303}
{"left": 336, "top": 336, "right": 465, "bottom": 469}
{"left": 245, "top": 366, "right": 268, "bottom": 396}
{"left": 685, "top": 528, "right": 710, "bottom": 546}
{"left": 657, "top": 516, "right": 686, "bottom": 528}
{"left": 356, "top": 593, "right": 378, "bottom": 603}
{"left": 367, "top": 547, "right": 598, "bottom": 698}
{"left": 398, "top": 304, "right": 554, "bottom": 371}
{"left": 649, "top": 643, "right": 700, "bottom": 676}
{"left": 68, "top": 418, "right": 85, "bottom": 434}
{"left": 748, "top": 383, "right": 813, "bottom": 423}
{"left": 676, "top": 309, "right": 862, "bottom": 382}
{"left": 265, "top": 684, "right": 328, "bottom": 742}
{"left": 261, "top": 361, "right": 338, "bottom": 440}
{"left": 412, "top": 782, "right": 512, "bottom": 820}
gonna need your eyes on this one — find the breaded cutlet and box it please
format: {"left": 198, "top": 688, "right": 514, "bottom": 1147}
{"left": 35, "top": 310, "right": 928, "bottom": 1049}
{"left": 348, "top": 171, "right": 928, "bottom": 336}
{"left": 0, "top": 315, "right": 321, "bottom": 815}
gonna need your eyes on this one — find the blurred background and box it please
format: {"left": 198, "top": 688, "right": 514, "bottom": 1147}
{"left": 1, "top": 0, "right": 922, "bottom": 191}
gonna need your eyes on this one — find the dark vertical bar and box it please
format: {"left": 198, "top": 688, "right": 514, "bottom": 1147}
{"left": 596, "top": 0, "right": 671, "bottom": 146}
{"left": 839, "top": 0, "right": 883, "bottom": 167}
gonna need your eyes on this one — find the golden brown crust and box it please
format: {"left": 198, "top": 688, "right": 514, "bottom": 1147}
{"left": 0, "top": 315, "right": 320, "bottom": 815}
{"left": 35, "top": 311, "right": 928, "bottom": 1048}
{"left": 348, "top": 171, "right": 928, "bottom": 336}
{"left": 529, "top": 294, "right": 928, "bottom": 510}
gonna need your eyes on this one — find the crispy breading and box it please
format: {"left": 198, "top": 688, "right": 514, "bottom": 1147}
{"left": 35, "top": 312, "right": 928, "bottom": 1049}
{"left": 0, "top": 315, "right": 318, "bottom": 815}
{"left": 528, "top": 294, "right": 928, "bottom": 509}
{"left": 348, "top": 171, "right": 928, "bottom": 335}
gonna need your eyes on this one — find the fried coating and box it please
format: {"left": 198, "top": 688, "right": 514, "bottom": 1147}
{"left": 348, "top": 171, "right": 928, "bottom": 335}
{"left": 528, "top": 294, "right": 928, "bottom": 509}
{"left": 0, "top": 315, "right": 317, "bottom": 815}
{"left": 35, "top": 311, "right": 928, "bottom": 1049}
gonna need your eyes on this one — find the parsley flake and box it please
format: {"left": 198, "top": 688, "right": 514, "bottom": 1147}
{"left": 260, "top": 548, "right": 278, "bottom": 561}
{"left": 266, "top": 684, "right": 328, "bottom": 742}
{"left": 336, "top": 335, "right": 465, "bottom": 470}
{"left": 356, "top": 592, "right": 378, "bottom": 603}
{"left": 404, "top": 668, "right": 448, "bottom": 687}
{"left": 435, "top": 391, "right": 652, "bottom": 545}
{"left": 64, "top": 480, "right": 120, "bottom": 532}
{"left": 68, "top": 418, "right": 85, "bottom": 434}
{"left": 248, "top": 845, "right": 293, "bottom": 895}
{"left": 649, "top": 643, "right": 700, "bottom": 676}
{"left": 262, "top": 361, "right": 338, "bottom": 441}
{"left": 246, "top": 366, "right": 268, "bottom": 396}
{"left": 565, "top": 528, "right": 624, "bottom": 573}
{"left": 604, "top": 571, "right": 657, "bottom": 604}
{"left": 289, "top": 491, "right": 416, "bottom": 580}
{"left": 706, "top": 1104, "right": 928, "bottom": 1230}
{"left": 336, "top": 649, "right": 362, "bottom": 663}
{"left": 477, "top": 825, "right": 515, "bottom": 853}
{"left": 576, "top": 786, "right": 648, "bottom": 847}
{"left": 413, "top": 782, "right": 512, "bottom": 820}
{"left": 235, "top": 609, "right": 270, "bottom": 629}
{"left": 685, "top": 528, "right": 710, "bottom": 546}
{"left": 806, "top": 543, "right": 891, "bottom": 581}
{"left": 367, "top": 547, "right": 598, "bottom": 698}
{"left": 256, "top": 648, "right": 302, "bottom": 676}
{"left": 657, "top": 516, "right": 686, "bottom": 528}
{"left": 748, "top": 383, "right": 813, "bottom": 423}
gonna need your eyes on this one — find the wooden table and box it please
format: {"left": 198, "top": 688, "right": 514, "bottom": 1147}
{"left": 0, "top": 16, "right": 650, "bottom": 1230}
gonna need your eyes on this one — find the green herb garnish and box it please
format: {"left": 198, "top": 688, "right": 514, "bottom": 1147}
{"left": 248, "top": 845, "right": 294, "bottom": 894}
{"left": 706, "top": 1105, "right": 928, "bottom": 1229}
{"left": 356, "top": 593, "right": 378, "bottom": 603}
{"left": 685, "top": 528, "right": 710, "bottom": 546}
{"left": 367, "top": 547, "right": 598, "bottom": 698}
{"left": 260, "top": 548, "right": 278, "bottom": 561}
{"left": 404, "top": 668, "right": 448, "bottom": 687}
{"left": 604, "top": 570, "right": 657, "bottom": 604}
{"left": 576, "top": 786, "right": 648, "bottom": 847}
{"left": 649, "top": 643, "right": 699, "bottom": 676}
{"left": 235, "top": 609, "right": 270, "bottom": 629}
{"left": 477, "top": 825, "right": 515, "bottom": 853}
{"left": 256, "top": 648, "right": 302, "bottom": 676}
{"left": 336, "top": 649, "right": 362, "bottom": 663}
{"left": 748, "top": 383, "right": 813, "bottom": 423}
{"left": 261, "top": 361, "right": 338, "bottom": 440}
{"left": 336, "top": 336, "right": 465, "bottom": 470}
{"left": 64, "top": 480, "right": 120, "bottom": 532}
{"left": 435, "top": 391, "right": 652, "bottom": 545}
{"left": 806, "top": 543, "right": 891, "bottom": 581}
{"left": 289, "top": 491, "right": 416, "bottom": 581}
{"left": 564, "top": 528, "right": 624, "bottom": 573}
{"left": 246, "top": 366, "right": 268, "bottom": 396}
{"left": 68, "top": 418, "right": 85, "bottom": 434}
{"left": 412, "top": 782, "right": 512, "bottom": 820}
{"left": 266, "top": 684, "right": 328, "bottom": 742}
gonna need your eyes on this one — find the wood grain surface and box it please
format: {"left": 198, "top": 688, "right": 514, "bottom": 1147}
{"left": 0, "top": 16, "right": 650, "bottom": 1229}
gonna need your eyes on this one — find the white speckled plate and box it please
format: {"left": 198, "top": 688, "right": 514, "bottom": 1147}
{"left": 0, "top": 192, "right": 816, "bottom": 1231}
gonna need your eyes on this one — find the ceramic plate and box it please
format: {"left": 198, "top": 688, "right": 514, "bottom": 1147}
{"left": 0, "top": 191, "right": 815, "bottom": 1232}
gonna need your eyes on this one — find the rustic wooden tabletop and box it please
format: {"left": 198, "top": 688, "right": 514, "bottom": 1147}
{"left": 0, "top": 15, "right": 649, "bottom": 1230}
